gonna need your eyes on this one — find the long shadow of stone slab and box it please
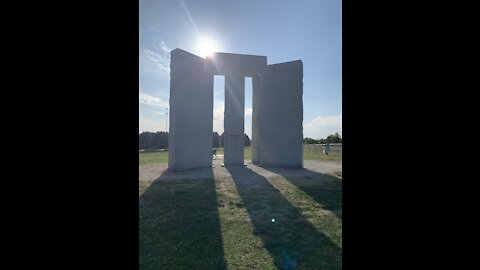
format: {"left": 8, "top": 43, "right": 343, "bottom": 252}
{"left": 139, "top": 169, "right": 226, "bottom": 270}
{"left": 226, "top": 166, "right": 342, "bottom": 270}
{"left": 262, "top": 166, "right": 342, "bottom": 220}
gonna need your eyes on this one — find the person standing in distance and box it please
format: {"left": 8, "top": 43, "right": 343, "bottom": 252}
{"left": 323, "top": 142, "right": 330, "bottom": 156}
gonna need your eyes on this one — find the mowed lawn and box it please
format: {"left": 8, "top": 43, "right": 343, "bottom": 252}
{"left": 139, "top": 145, "right": 342, "bottom": 269}
{"left": 139, "top": 145, "right": 341, "bottom": 166}
{"left": 303, "top": 144, "right": 342, "bottom": 163}
{"left": 139, "top": 151, "right": 169, "bottom": 166}
{"left": 139, "top": 170, "right": 342, "bottom": 269}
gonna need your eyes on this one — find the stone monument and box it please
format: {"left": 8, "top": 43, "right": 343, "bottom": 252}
{"left": 168, "top": 49, "right": 303, "bottom": 171}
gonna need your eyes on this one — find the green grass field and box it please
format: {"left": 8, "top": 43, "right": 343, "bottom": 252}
{"left": 303, "top": 144, "right": 342, "bottom": 163}
{"left": 139, "top": 145, "right": 341, "bottom": 166}
{"left": 139, "top": 170, "right": 342, "bottom": 269}
{"left": 139, "top": 151, "right": 169, "bottom": 166}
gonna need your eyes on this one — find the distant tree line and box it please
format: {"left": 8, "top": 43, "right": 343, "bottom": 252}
{"left": 139, "top": 131, "right": 251, "bottom": 150}
{"left": 215, "top": 132, "right": 251, "bottom": 148}
{"left": 139, "top": 131, "right": 169, "bottom": 150}
{"left": 303, "top": 132, "right": 342, "bottom": 144}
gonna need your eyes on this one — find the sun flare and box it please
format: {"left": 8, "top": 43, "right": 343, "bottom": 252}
{"left": 198, "top": 37, "right": 219, "bottom": 58}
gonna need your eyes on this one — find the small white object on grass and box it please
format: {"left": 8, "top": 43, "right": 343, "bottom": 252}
{"left": 271, "top": 218, "right": 275, "bottom": 223}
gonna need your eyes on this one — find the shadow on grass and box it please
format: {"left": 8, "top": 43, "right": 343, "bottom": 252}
{"left": 263, "top": 167, "right": 342, "bottom": 220}
{"left": 139, "top": 169, "right": 226, "bottom": 270}
{"left": 226, "top": 166, "right": 342, "bottom": 270}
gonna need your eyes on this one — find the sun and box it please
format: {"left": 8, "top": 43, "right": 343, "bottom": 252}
{"left": 198, "top": 37, "right": 219, "bottom": 58}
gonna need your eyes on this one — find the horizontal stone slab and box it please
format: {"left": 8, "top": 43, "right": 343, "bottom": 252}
{"left": 206, "top": 52, "right": 267, "bottom": 77}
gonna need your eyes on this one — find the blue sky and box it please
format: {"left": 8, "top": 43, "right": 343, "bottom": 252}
{"left": 139, "top": 0, "right": 342, "bottom": 139}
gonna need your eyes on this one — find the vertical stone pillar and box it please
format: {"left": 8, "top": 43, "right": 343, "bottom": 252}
{"left": 258, "top": 60, "right": 303, "bottom": 168}
{"left": 168, "top": 49, "right": 213, "bottom": 171}
{"left": 223, "top": 74, "right": 245, "bottom": 165}
{"left": 251, "top": 75, "right": 261, "bottom": 164}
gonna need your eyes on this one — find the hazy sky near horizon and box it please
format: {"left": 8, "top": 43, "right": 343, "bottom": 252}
{"left": 139, "top": 0, "right": 342, "bottom": 139}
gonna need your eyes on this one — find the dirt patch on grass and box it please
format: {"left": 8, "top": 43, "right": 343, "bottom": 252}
{"left": 139, "top": 157, "right": 342, "bottom": 182}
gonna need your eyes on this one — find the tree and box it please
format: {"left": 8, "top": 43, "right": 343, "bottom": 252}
{"left": 139, "top": 131, "right": 169, "bottom": 150}
{"left": 303, "top": 137, "right": 318, "bottom": 144}
{"left": 218, "top": 133, "right": 251, "bottom": 147}
{"left": 139, "top": 132, "right": 155, "bottom": 149}
{"left": 213, "top": 132, "right": 220, "bottom": 148}
{"left": 150, "top": 132, "right": 169, "bottom": 149}
{"left": 326, "top": 132, "right": 341, "bottom": 144}
{"left": 244, "top": 134, "right": 251, "bottom": 146}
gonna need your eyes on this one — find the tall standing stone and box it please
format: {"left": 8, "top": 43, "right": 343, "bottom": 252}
{"left": 168, "top": 49, "right": 213, "bottom": 171}
{"left": 257, "top": 61, "right": 303, "bottom": 168}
